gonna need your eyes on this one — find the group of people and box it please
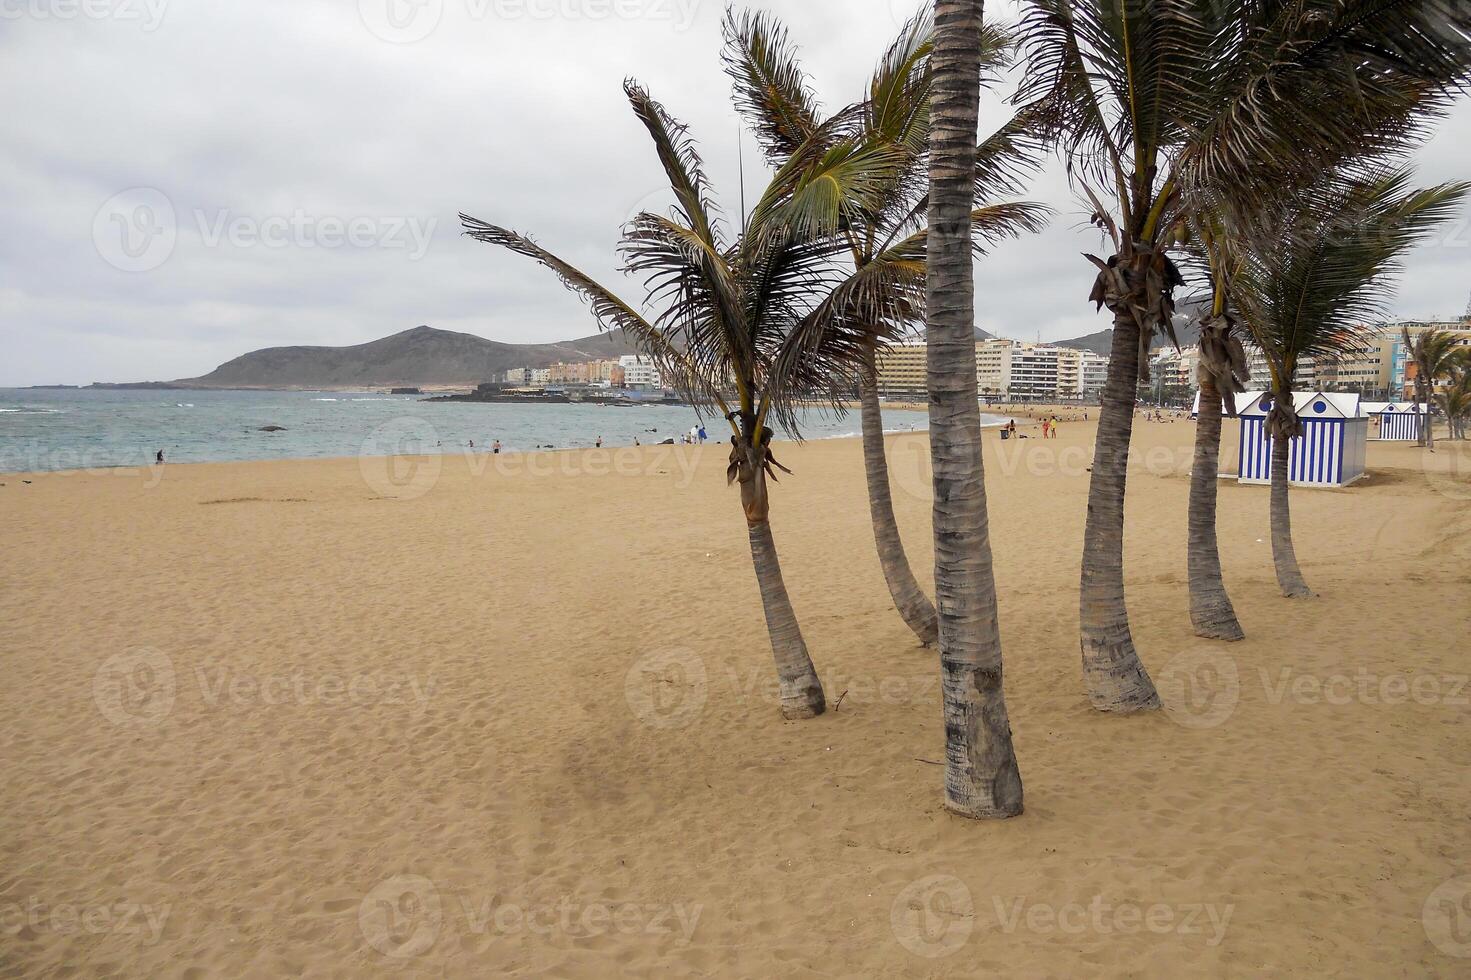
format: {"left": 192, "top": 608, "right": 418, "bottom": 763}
{"left": 468, "top": 425, "right": 708, "bottom": 454}
{"left": 999, "top": 415, "right": 1063, "bottom": 440}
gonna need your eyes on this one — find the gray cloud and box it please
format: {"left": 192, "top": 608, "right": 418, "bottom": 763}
{"left": 2, "top": 0, "right": 1467, "bottom": 385}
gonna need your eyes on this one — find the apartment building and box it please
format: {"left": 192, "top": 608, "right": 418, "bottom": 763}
{"left": 1312, "top": 320, "right": 1471, "bottom": 397}
{"left": 618, "top": 355, "right": 663, "bottom": 389}
{"left": 876, "top": 339, "right": 1107, "bottom": 400}
{"left": 874, "top": 342, "right": 932, "bottom": 398}
{"left": 1150, "top": 345, "right": 1201, "bottom": 391}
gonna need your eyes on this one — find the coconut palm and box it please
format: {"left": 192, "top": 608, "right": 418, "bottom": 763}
{"left": 1438, "top": 359, "right": 1471, "bottom": 439}
{"left": 918, "top": 0, "right": 1025, "bottom": 819}
{"left": 721, "top": 9, "right": 1048, "bottom": 648}
{"left": 1438, "top": 349, "right": 1471, "bottom": 439}
{"left": 462, "top": 79, "right": 904, "bottom": 719}
{"left": 1226, "top": 167, "right": 1468, "bottom": 597}
{"left": 1013, "top": 0, "right": 1471, "bottom": 704}
{"left": 1402, "top": 327, "right": 1464, "bottom": 447}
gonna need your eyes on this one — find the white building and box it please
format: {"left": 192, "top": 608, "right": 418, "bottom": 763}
{"left": 1245, "top": 349, "right": 1316, "bottom": 390}
{"left": 879, "top": 338, "right": 1107, "bottom": 400}
{"left": 618, "top": 355, "right": 663, "bottom": 389}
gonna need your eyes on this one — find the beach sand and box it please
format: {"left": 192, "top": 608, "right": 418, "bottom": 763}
{"left": 3, "top": 420, "right": 1469, "bottom": 977}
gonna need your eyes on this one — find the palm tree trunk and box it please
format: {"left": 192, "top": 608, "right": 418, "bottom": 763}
{"left": 1187, "top": 374, "right": 1244, "bottom": 640}
{"left": 1268, "top": 434, "right": 1314, "bottom": 598}
{"left": 746, "top": 518, "right": 826, "bottom": 718}
{"left": 924, "top": 0, "right": 1022, "bottom": 820}
{"left": 859, "top": 347, "right": 939, "bottom": 646}
{"left": 1078, "top": 309, "right": 1161, "bottom": 712}
{"left": 1421, "top": 379, "right": 1436, "bottom": 449}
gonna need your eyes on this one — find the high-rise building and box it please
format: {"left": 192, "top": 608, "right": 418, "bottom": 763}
{"left": 873, "top": 342, "right": 931, "bottom": 398}
{"left": 875, "top": 339, "right": 1108, "bottom": 400}
{"left": 618, "top": 355, "right": 663, "bottom": 389}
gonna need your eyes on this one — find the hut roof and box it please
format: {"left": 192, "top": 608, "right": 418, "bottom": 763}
{"left": 1236, "top": 390, "right": 1360, "bottom": 420}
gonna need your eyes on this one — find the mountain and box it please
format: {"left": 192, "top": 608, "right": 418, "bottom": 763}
{"left": 97, "top": 322, "right": 991, "bottom": 390}
{"left": 1055, "top": 307, "right": 1206, "bottom": 356}
{"left": 152, "top": 326, "right": 640, "bottom": 389}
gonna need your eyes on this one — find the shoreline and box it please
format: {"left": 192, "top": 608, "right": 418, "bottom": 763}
{"left": 0, "top": 424, "right": 947, "bottom": 479}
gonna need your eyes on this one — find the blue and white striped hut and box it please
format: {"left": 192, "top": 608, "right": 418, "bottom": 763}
{"left": 1236, "top": 390, "right": 1367, "bottom": 488}
{"left": 1369, "top": 401, "right": 1426, "bottom": 441}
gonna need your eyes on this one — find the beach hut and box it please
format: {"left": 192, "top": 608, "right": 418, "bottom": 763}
{"left": 1235, "top": 390, "right": 1368, "bottom": 488}
{"left": 1368, "top": 401, "right": 1426, "bottom": 441}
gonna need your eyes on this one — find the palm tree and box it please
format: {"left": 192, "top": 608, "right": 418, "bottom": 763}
{"left": 1013, "top": 0, "right": 1471, "bottom": 703}
{"left": 462, "top": 79, "right": 901, "bottom": 719}
{"left": 1438, "top": 361, "right": 1471, "bottom": 439}
{"left": 1187, "top": 298, "right": 1250, "bottom": 639}
{"left": 1402, "top": 327, "right": 1463, "bottom": 447}
{"left": 923, "top": 0, "right": 1023, "bottom": 819}
{"left": 1227, "top": 167, "right": 1468, "bottom": 597}
{"left": 1437, "top": 350, "right": 1471, "bottom": 439}
{"left": 721, "top": 10, "right": 1047, "bottom": 648}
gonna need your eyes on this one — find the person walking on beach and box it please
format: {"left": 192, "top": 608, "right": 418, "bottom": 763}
{"left": 1050, "top": 417, "right": 1060, "bottom": 439}
{"left": 698, "top": 425, "right": 707, "bottom": 443}
{"left": 596, "top": 436, "right": 603, "bottom": 448}
{"left": 156, "top": 449, "right": 164, "bottom": 464}
{"left": 492, "top": 439, "right": 501, "bottom": 454}
{"left": 1041, "top": 418, "right": 1050, "bottom": 439}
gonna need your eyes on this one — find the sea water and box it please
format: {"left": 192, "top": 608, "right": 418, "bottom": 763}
{"left": 0, "top": 388, "right": 1005, "bottom": 473}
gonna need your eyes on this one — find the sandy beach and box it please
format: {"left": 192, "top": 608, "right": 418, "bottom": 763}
{"left": 3, "top": 419, "right": 1469, "bottom": 977}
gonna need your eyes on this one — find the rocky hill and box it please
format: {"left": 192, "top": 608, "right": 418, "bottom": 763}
{"left": 162, "top": 325, "right": 638, "bottom": 389}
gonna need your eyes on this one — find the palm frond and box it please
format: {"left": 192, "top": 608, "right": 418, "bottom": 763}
{"left": 623, "top": 79, "right": 726, "bottom": 252}
{"left": 721, "top": 9, "right": 823, "bottom": 165}
{"left": 459, "top": 214, "right": 710, "bottom": 408}
{"left": 1227, "top": 167, "right": 1470, "bottom": 384}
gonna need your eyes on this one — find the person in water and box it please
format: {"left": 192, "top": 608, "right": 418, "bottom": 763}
{"left": 492, "top": 439, "right": 501, "bottom": 454}
{"left": 156, "top": 450, "right": 164, "bottom": 464}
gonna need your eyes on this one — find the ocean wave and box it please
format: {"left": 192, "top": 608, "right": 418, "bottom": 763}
{"left": 0, "top": 407, "right": 65, "bottom": 415}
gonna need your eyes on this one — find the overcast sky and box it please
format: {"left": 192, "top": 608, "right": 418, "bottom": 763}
{"left": 3, "top": 0, "right": 1468, "bottom": 386}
